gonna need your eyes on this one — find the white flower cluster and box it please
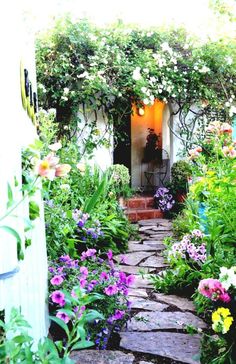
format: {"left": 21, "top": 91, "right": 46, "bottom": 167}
{"left": 219, "top": 266, "right": 236, "bottom": 290}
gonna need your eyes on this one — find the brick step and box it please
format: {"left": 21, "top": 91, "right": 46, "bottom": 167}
{"left": 125, "top": 196, "right": 154, "bottom": 209}
{"left": 126, "top": 208, "right": 163, "bottom": 222}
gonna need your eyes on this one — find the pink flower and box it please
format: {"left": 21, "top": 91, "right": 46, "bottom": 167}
{"left": 50, "top": 275, "right": 64, "bottom": 286}
{"left": 50, "top": 291, "right": 65, "bottom": 306}
{"left": 36, "top": 153, "right": 59, "bottom": 180}
{"left": 55, "top": 164, "right": 71, "bottom": 177}
{"left": 198, "top": 278, "right": 231, "bottom": 302}
{"left": 126, "top": 275, "right": 135, "bottom": 286}
{"left": 56, "top": 311, "right": 70, "bottom": 323}
{"left": 222, "top": 145, "right": 236, "bottom": 159}
{"left": 104, "top": 285, "right": 118, "bottom": 296}
{"left": 80, "top": 266, "right": 88, "bottom": 276}
{"left": 107, "top": 250, "right": 113, "bottom": 260}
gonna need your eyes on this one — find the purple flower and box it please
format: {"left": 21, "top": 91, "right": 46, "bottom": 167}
{"left": 48, "top": 267, "right": 55, "bottom": 273}
{"left": 100, "top": 271, "right": 109, "bottom": 280}
{"left": 80, "top": 266, "right": 89, "bottom": 276}
{"left": 50, "top": 275, "right": 64, "bottom": 286}
{"left": 50, "top": 291, "right": 65, "bottom": 306}
{"left": 113, "top": 309, "right": 125, "bottom": 320}
{"left": 87, "top": 283, "right": 94, "bottom": 292}
{"left": 79, "top": 278, "right": 87, "bottom": 288}
{"left": 56, "top": 311, "right": 70, "bottom": 323}
{"left": 118, "top": 271, "right": 126, "bottom": 284}
{"left": 107, "top": 250, "right": 113, "bottom": 260}
{"left": 59, "top": 255, "right": 71, "bottom": 262}
{"left": 104, "top": 285, "right": 118, "bottom": 296}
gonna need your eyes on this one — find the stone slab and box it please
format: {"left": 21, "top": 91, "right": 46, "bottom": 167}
{"left": 129, "top": 297, "right": 168, "bottom": 311}
{"left": 120, "top": 332, "right": 201, "bottom": 364}
{"left": 128, "top": 242, "right": 158, "bottom": 252}
{"left": 139, "top": 225, "right": 157, "bottom": 232}
{"left": 127, "top": 311, "right": 206, "bottom": 331}
{"left": 131, "top": 275, "right": 152, "bottom": 289}
{"left": 71, "top": 350, "right": 135, "bottom": 364}
{"left": 119, "top": 265, "right": 155, "bottom": 274}
{"left": 153, "top": 293, "right": 195, "bottom": 312}
{"left": 142, "top": 241, "right": 166, "bottom": 250}
{"left": 114, "top": 252, "right": 154, "bottom": 266}
{"left": 149, "top": 233, "right": 173, "bottom": 239}
{"left": 139, "top": 362, "right": 153, "bottom": 364}
{"left": 140, "top": 256, "right": 168, "bottom": 268}
{"left": 128, "top": 288, "right": 148, "bottom": 298}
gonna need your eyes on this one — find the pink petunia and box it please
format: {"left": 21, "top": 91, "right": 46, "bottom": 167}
{"left": 104, "top": 285, "right": 118, "bottom": 296}
{"left": 126, "top": 274, "right": 135, "bottom": 286}
{"left": 80, "top": 266, "right": 89, "bottom": 276}
{"left": 56, "top": 311, "right": 70, "bottom": 324}
{"left": 50, "top": 291, "right": 65, "bottom": 306}
{"left": 50, "top": 275, "right": 64, "bottom": 286}
{"left": 198, "top": 278, "right": 231, "bottom": 302}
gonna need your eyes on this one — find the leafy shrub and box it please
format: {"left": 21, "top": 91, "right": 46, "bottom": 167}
{"left": 171, "top": 160, "right": 192, "bottom": 193}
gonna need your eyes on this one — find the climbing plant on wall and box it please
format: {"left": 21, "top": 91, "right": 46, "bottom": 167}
{"left": 36, "top": 17, "right": 236, "bottom": 155}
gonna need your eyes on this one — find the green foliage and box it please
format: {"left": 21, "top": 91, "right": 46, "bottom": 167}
{"left": 36, "top": 17, "right": 236, "bottom": 156}
{"left": 171, "top": 160, "right": 192, "bottom": 193}
{"left": 0, "top": 308, "right": 75, "bottom": 363}
{"left": 107, "top": 164, "right": 131, "bottom": 198}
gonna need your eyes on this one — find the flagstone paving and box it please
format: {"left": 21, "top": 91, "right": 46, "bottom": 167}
{"left": 117, "top": 218, "right": 204, "bottom": 364}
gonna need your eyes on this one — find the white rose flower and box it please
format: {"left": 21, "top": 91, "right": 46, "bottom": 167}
{"left": 63, "top": 87, "right": 70, "bottom": 95}
{"left": 49, "top": 142, "right": 62, "bottom": 152}
{"left": 132, "top": 67, "right": 141, "bottom": 81}
{"left": 199, "top": 66, "right": 210, "bottom": 73}
{"left": 225, "top": 56, "right": 233, "bottom": 65}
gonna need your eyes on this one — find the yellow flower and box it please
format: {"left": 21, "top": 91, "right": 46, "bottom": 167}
{"left": 223, "top": 316, "right": 234, "bottom": 333}
{"left": 212, "top": 307, "right": 233, "bottom": 334}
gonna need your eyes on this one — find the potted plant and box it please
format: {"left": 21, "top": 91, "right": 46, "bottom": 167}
{"left": 171, "top": 160, "right": 192, "bottom": 202}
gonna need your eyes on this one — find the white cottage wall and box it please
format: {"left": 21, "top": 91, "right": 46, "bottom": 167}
{"left": 77, "top": 108, "right": 113, "bottom": 171}
{"left": 0, "top": 4, "right": 49, "bottom": 343}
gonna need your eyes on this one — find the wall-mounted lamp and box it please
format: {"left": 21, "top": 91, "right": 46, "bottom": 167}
{"left": 138, "top": 107, "right": 145, "bottom": 116}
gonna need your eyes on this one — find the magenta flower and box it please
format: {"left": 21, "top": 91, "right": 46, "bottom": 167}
{"left": 113, "top": 309, "right": 125, "bottom": 320}
{"left": 50, "top": 275, "right": 64, "bottom": 286}
{"left": 126, "top": 275, "right": 135, "bottom": 286}
{"left": 104, "top": 285, "right": 118, "bottom": 296}
{"left": 198, "top": 278, "right": 231, "bottom": 302}
{"left": 80, "top": 266, "right": 88, "bottom": 276}
{"left": 50, "top": 291, "right": 65, "bottom": 306}
{"left": 79, "top": 278, "right": 87, "bottom": 288}
{"left": 56, "top": 311, "right": 70, "bottom": 323}
{"left": 100, "top": 271, "right": 109, "bottom": 280}
{"left": 107, "top": 250, "right": 113, "bottom": 260}
{"left": 118, "top": 272, "right": 127, "bottom": 284}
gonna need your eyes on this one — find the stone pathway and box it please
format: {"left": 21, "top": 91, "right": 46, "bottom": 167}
{"left": 72, "top": 218, "right": 206, "bottom": 364}
{"left": 116, "top": 218, "right": 205, "bottom": 364}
